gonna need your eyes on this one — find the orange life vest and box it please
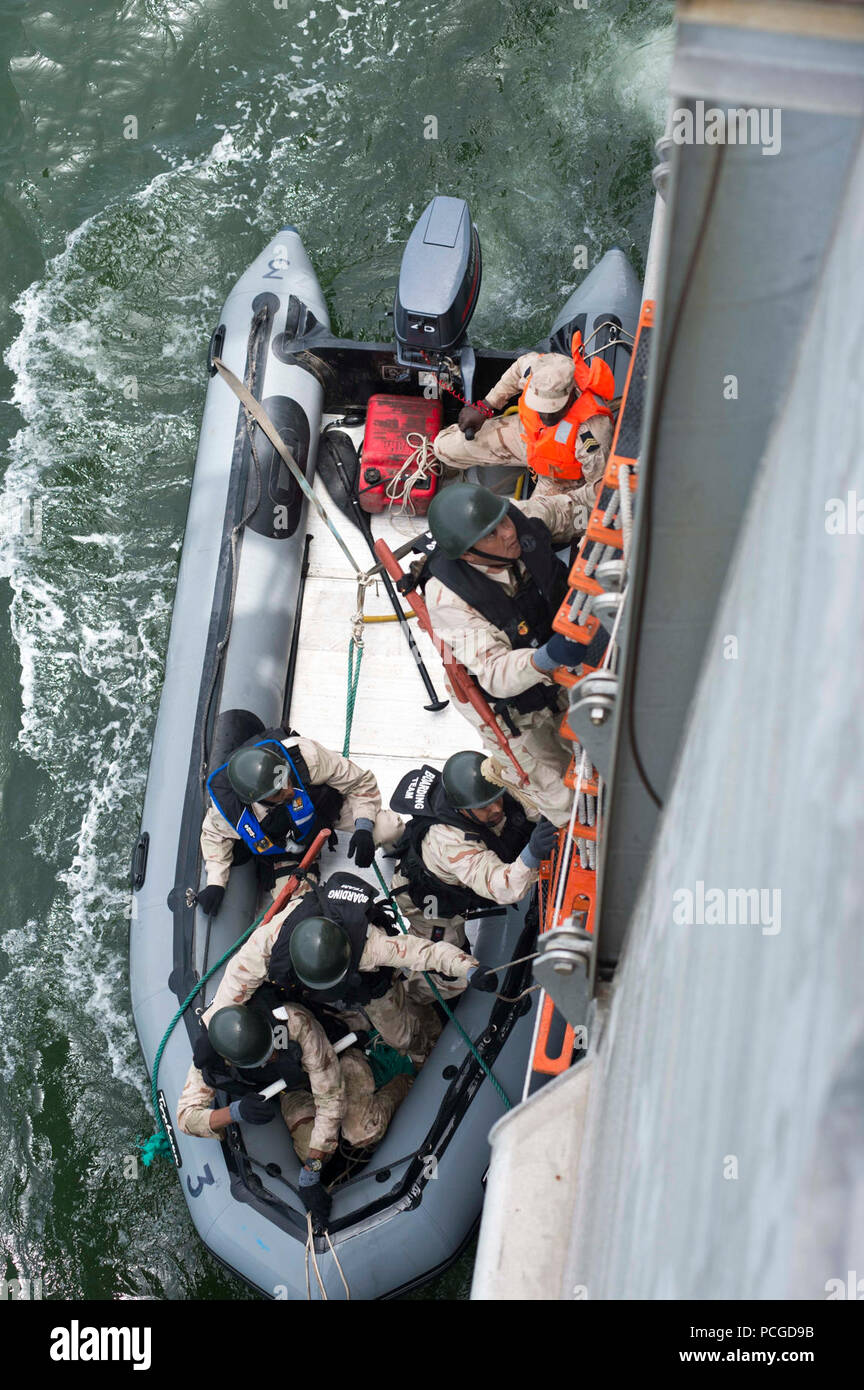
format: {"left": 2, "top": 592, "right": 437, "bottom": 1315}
{"left": 518, "top": 332, "right": 614, "bottom": 481}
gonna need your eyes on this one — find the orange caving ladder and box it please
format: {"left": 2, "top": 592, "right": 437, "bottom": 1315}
{"left": 528, "top": 300, "right": 654, "bottom": 1081}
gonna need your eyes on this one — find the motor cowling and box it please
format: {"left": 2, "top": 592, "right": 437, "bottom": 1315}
{"left": 394, "top": 196, "right": 481, "bottom": 363}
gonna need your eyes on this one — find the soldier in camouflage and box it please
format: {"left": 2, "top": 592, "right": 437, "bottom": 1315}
{"left": 177, "top": 1000, "right": 411, "bottom": 1231}
{"left": 388, "top": 752, "right": 557, "bottom": 1001}
{"left": 432, "top": 351, "right": 614, "bottom": 500}
{"left": 198, "top": 724, "right": 403, "bottom": 916}
{"left": 203, "top": 870, "right": 500, "bottom": 1068}
{"left": 420, "top": 485, "right": 607, "bottom": 825}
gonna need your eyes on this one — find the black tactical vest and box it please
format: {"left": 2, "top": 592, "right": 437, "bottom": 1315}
{"left": 390, "top": 765, "right": 531, "bottom": 919}
{"left": 267, "top": 873, "right": 395, "bottom": 1007}
{"left": 424, "top": 506, "right": 569, "bottom": 717}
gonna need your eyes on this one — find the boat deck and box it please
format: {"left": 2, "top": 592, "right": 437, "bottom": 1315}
{"left": 288, "top": 421, "right": 483, "bottom": 843}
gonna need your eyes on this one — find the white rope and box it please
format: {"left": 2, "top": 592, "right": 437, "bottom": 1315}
{"left": 305, "top": 1212, "right": 327, "bottom": 1300}
{"left": 546, "top": 566, "right": 628, "bottom": 928}
{"left": 551, "top": 751, "right": 587, "bottom": 931}
{"left": 384, "top": 432, "right": 441, "bottom": 517}
{"left": 303, "top": 1215, "right": 352, "bottom": 1300}
{"left": 324, "top": 1230, "right": 351, "bottom": 1299}
{"left": 487, "top": 948, "right": 543, "bottom": 972}
{"left": 544, "top": 580, "right": 627, "bottom": 937}
{"left": 618, "top": 462, "right": 633, "bottom": 564}
{"left": 580, "top": 320, "right": 636, "bottom": 361}
{"left": 601, "top": 583, "right": 628, "bottom": 669}
{"left": 350, "top": 576, "right": 374, "bottom": 647}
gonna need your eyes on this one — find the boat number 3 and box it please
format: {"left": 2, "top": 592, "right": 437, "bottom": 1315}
{"left": 263, "top": 248, "right": 290, "bottom": 280}
{"left": 187, "top": 1164, "right": 216, "bottom": 1198}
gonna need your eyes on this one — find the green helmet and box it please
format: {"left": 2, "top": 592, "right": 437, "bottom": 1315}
{"left": 427, "top": 483, "right": 509, "bottom": 559}
{"left": 442, "top": 750, "right": 502, "bottom": 810}
{"left": 208, "top": 1006, "right": 274, "bottom": 1068}
{"left": 289, "top": 917, "right": 353, "bottom": 991}
{"left": 227, "top": 743, "right": 290, "bottom": 803}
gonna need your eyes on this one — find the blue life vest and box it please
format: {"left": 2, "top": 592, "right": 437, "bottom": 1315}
{"left": 206, "top": 738, "right": 318, "bottom": 857}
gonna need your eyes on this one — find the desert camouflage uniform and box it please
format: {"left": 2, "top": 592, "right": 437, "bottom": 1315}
{"left": 203, "top": 903, "right": 478, "bottom": 1068}
{"left": 391, "top": 818, "right": 539, "bottom": 1002}
{"left": 177, "top": 1002, "right": 344, "bottom": 1153}
{"left": 284, "top": 1055, "right": 413, "bottom": 1161}
{"left": 424, "top": 492, "right": 584, "bottom": 826}
{"left": 432, "top": 352, "right": 612, "bottom": 501}
{"left": 200, "top": 734, "right": 403, "bottom": 892}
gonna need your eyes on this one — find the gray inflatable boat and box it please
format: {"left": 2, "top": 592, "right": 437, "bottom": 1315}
{"left": 129, "top": 197, "right": 640, "bottom": 1299}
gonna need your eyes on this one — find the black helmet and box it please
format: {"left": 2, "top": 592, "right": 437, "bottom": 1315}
{"left": 442, "top": 750, "right": 502, "bottom": 809}
{"left": 208, "top": 1006, "right": 274, "bottom": 1068}
{"left": 427, "top": 483, "right": 509, "bottom": 559}
{"left": 288, "top": 917, "right": 353, "bottom": 991}
{"left": 227, "top": 743, "right": 290, "bottom": 803}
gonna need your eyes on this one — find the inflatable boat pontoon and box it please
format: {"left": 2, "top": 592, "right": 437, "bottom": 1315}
{"left": 129, "top": 197, "right": 641, "bottom": 1299}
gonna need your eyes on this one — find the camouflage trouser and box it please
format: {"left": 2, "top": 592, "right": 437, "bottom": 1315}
{"left": 489, "top": 710, "right": 575, "bottom": 826}
{"left": 364, "top": 980, "right": 443, "bottom": 1068}
{"left": 444, "top": 688, "right": 574, "bottom": 827}
{"left": 433, "top": 413, "right": 525, "bottom": 471}
{"left": 403, "top": 970, "right": 467, "bottom": 1005}
{"left": 282, "top": 1050, "right": 412, "bottom": 1159}
{"left": 390, "top": 891, "right": 469, "bottom": 1005}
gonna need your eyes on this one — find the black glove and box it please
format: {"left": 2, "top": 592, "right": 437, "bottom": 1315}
{"left": 533, "top": 632, "right": 585, "bottom": 672}
{"left": 259, "top": 803, "right": 296, "bottom": 842}
{"left": 369, "top": 901, "right": 399, "bottom": 932}
{"left": 468, "top": 966, "right": 499, "bottom": 994}
{"left": 347, "top": 827, "right": 375, "bottom": 869}
{"left": 300, "top": 1177, "right": 332, "bottom": 1232}
{"left": 327, "top": 829, "right": 339, "bottom": 852}
{"left": 196, "top": 884, "right": 225, "bottom": 916}
{"left": 527, "top": 818, "right": 558, "bottom": 863}
{"left": 236, "top": 1092, "right": 279, "bottom": 1125}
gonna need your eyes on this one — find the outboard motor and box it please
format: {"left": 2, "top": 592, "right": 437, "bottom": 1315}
{"left": 393, "top": 196, "right": 481, "bottom": 396}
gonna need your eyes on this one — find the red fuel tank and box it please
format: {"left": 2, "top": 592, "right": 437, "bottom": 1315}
{"left": 358, "top": 393, "right": 442, "bottom": 515}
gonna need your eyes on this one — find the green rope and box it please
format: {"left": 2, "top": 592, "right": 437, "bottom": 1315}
{"left": 364, "top": 1032, "right": 416, "bottom": 1089}
{"left": 138, "top": 899, "right": 276, "bottom": 1167}
{"left": 339, "top": 638, "right": 511, "bottom": 1108}
{"left": 371, "top": 863, "right": 513, "bottom": 1111}
{"left": 342, "top": 637, "right": 363, "bottom": 757}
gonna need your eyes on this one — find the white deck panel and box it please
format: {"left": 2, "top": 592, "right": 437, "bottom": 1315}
{"left": 289, "top": 460, "right": 482, "bottom": 813}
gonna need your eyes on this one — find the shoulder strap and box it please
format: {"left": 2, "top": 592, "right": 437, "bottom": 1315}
{"left": 425, "top": 548, "right": 518, "bottom": 635}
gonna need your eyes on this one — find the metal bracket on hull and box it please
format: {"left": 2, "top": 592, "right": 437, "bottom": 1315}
{"left": 565, "top": 672, "right": 619, "bottom": 781}
{"left": 532, "top": 923, "right": 593, "bottom": 1032}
